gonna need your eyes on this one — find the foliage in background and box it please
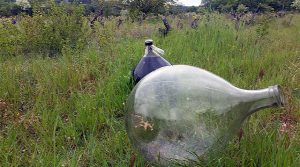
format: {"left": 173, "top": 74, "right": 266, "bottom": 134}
{"left": 2, "top": 0, "right": 300, "bottom": 18}
{"left": 15, "top": 0, "right": 31, "bottom": 9}
{"left": 0, "top": 0, "right": 23, "bottom": 16}
{"left": 236, "top": 4, "right": 248, "bottom": 13}
{"left": 292, "top": 0, "right": 300, "bottom": 9}
{"left": 202, "top": 0, "right": 295, "bottom": 12}
{"left": 126, "top": 0, "right": 170, "bottom": 15}
{"left": 0, "top": 3, "right": 93, "bottom": 57}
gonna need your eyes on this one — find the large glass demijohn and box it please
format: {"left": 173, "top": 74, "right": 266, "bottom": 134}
{"left": 125, "top": 65, "right": 284, "bottom": 165}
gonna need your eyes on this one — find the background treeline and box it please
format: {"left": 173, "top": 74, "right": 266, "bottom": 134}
{"left": 1, "top": 0, "right": 299, "bottom": 17}
{"left": 1, "top": 0, "right": 192, "bottom": 17}
{"left": 0, "top": 0, "right": 28, "bottom": 16}
{"left": 203, "top": 0, "right": 298, "bottom": 12}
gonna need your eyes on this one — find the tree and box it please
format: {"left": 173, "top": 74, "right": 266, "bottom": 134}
{"left": 292, "top": 0, "right": 300, "bottom": 9}
{"left": 236, "top": 4, "right": 248, "bottom": 13}
{"left": 0, "top": 0, "right": 23, "bottom": 16}
{"left": 125, "top": 0, "right": 175, "bottom": 15}
{"left": 202, "top": 0, "right": 294, "bottom": 12}
{"left": 102, "top": 0, "right": 123, "bottom": 16}
{"left": 16, "top": 0, "right": 31, "bottom": 9}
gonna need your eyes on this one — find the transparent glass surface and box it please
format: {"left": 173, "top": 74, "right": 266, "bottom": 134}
{"left": 125, "top": 65, "right": 283, "bottom": 165}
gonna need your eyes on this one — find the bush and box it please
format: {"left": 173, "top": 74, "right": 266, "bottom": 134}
{"left": 0, "top": 18, "right": 23, "bottom": 56}
{"left": 292, "top": 0, "right": 300, "bottom": 10}
{"left": 237, "top": 4, "right": 248, "bottom": 14}
{"left": 0, "top": 3, "right": 92, "bottom": 57}
{"left": 0, "top": 2, "right": 23, "bottom": 16}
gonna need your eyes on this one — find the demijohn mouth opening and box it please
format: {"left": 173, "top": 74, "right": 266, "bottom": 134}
{"left": 270, "top": 85, "right": 285, "bottom": 107}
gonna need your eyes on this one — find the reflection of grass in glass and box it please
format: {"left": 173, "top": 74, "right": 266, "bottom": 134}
{"left": 195, "top": 109, "right": 224, "bottom": 140}
{"left": 158, "top": 120, "right": 181, "bottom": 142}
{"left": 198, "top": 109, "right": 222, "bottom": 129}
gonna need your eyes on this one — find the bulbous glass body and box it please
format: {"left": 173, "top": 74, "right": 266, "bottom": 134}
{"left": 125, "top": 65, "right": 284, "bottom": 165}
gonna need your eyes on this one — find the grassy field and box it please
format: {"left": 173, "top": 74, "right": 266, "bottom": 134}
{"left": 0, "top": 13, "right": 300, "bottom": 166}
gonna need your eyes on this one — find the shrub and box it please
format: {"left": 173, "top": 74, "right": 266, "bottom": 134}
{"left": 0, "top": 17, "right": 24, "bottom": 57}
{"left": 237, "top": 4, "right": 248, "bottom": 14}
{"left": 292, "top": 0, "right": 300, "bottom": 10}
{"left": 0, "top": 3, "right": 92, "bottom": 57}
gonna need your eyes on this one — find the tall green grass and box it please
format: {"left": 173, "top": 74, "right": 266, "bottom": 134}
{"left": 0, "top": 14, "right": 299, "bottom": 166}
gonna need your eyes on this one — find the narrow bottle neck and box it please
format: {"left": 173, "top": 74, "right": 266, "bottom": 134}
{"left": 145, "top": 46, "right": 156, "bottom": 57}
{"left": 239, "top": 85, "right": 284, "bottom": 115}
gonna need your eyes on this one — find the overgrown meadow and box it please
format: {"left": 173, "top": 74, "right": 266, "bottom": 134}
{"left": 0, "top": 4, "right": 300, "bottom": 167}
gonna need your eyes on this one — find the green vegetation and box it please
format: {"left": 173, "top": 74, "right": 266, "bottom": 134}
{"left": 0, "top": 0, "right": 23, "bottom": 16}
{"left": 0, "top": 2, "right": 300, "bottom": 166}
{"left": 1, "top": 0, "right": 300, "bottom": 19}
{"left": 292, "top": 0, "right": 300, "bottom": 9}
{"left": 203, "top": 0, "right": 296, "bottom": 12}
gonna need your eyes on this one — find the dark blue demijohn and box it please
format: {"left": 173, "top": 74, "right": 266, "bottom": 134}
{"left": 133, "top": 39, "right": 171, "bottom": 83}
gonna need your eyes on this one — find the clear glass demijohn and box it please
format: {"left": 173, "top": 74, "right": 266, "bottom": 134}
{"left": 125, "top": 65, "right": 284, "bottom": 165}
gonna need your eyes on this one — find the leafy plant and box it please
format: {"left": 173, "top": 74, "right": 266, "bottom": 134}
{"left": 292, "top": 0, "right": 300, "bottom": 9}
